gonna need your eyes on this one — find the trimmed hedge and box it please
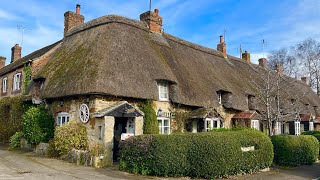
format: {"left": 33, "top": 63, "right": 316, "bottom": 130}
{"left": 302, "top": 131, "right": 320, "bottom": 135}
{"left": 271, "top": 135, "right": 319, "bottom": 167}
{"left": 119, "top": 129, "right": 273, "bottom": 179}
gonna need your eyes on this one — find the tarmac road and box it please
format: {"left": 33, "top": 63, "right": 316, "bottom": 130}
{"left": 0, "top": 145, "right": 319, "bottom": 180}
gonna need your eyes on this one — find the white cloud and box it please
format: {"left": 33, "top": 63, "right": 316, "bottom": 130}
{"left": 0, "top": 9, "right": 18, "bottom": 20}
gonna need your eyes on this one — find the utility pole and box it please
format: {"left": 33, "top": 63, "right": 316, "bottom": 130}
{"left": 149, "top": 0, "right": 152, "bottom": 12}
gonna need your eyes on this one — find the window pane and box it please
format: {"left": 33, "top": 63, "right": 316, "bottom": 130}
{"left": 164, "top": 119, "right": 169, "bottom": 126}
{"left": 163, "top": 127, "right": 169, "bottom": 134}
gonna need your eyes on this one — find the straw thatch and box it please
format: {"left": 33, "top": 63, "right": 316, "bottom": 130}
{"left": 32, "top": 15, "right": 320, "bottom": 115}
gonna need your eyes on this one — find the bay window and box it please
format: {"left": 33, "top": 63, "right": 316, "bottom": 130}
{"left": 205, "top": 118, "right": 220, "bottom": 131}
{"left": 250, "top": 120, "right": 259, "bottom": 130}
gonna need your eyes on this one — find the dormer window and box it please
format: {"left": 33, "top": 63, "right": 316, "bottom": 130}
{"left": 290, "top": 99, "right": 296, "bottom": 105}
{"left": 158, "top": 81, "right": 169, "bottom": 101}
{"left": 248, "top": 95, "right": 256, "bottom": 110}
{"left": 13, "top": 73, "right": 21, "bottom": 91}
{"left": 2, "top": 77, "right": 7, "bottom": 93}
{"left": 217, "top": 91, "right": 222, "bottom": 104}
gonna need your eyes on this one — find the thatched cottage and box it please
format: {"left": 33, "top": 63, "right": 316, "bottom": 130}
{"left": 1, "top": 5, "right": 320, "bottom": 164}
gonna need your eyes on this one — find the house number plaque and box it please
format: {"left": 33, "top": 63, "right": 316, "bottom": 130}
{"left": 79, "top": 104, "right": 90, "bottom": 123}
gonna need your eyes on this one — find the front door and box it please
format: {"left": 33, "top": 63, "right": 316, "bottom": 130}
{"left": 113, "top": 117, "right": 135, "bottom": 162}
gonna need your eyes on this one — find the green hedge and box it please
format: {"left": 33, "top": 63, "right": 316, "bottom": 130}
{"left": 119, "top": 129, "right": 273, "bottom": 179}
{"left": 271, "top": 135, "right": 319, "bottom": 167}
{"left": 302, "top": 131, "right": 320, "bottom": 135}
{"left": 138, "top": 100, "right": 158, "bottom": 134}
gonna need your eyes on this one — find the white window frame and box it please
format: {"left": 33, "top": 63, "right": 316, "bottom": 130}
{"left": 217, "top": 92, "right": 222, "bottom": 104}
{"left": 57, "top": 112, "right": 70, "bottom": 127}
{"left": 204, "top": 118, "right": 220, "bottom": 131}
{"left": 2, "top": 77, "right": 7, "bottom": 93}
{"left": 158, "top": 117, "right": 170, "bottom": 134}
{"left": 251, "top": 120, "right": 260, "bottom": 131}
{"left": 158, "top": 82, "right": 169, "bottom": 101}
{"left": 309, "top": 121, "right": 314, "bottom": 131}
{"left": 295, "top": 121, "right": 301, "bottom": 135}
{"left": 13, "top": 73, "right": 21, "bottom": 91}
{"left": 275, "top": 121, "right": 282, "bottom": 135}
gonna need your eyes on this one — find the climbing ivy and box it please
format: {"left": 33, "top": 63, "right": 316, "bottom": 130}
{"left": 22, "top": 65, "right": 32, "bottom": 95}
{"left": 138, "top": 100, "right": 159, "bottom": 134}
{"left": 0, "top": 96, "right": 28, "bottom": 143}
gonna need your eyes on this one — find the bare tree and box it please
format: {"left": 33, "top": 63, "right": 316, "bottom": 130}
{"left": 250, "top": 70, "right": 308, "bottom": 136}
{"left": 293, "top": 38, "right": 320, "bottom": 96}
{"left": 268, "top": 48, "right": 299, "bottom": 78}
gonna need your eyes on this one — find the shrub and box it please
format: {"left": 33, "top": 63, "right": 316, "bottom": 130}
{"left": 23, "top": 106, "right": 55, "bottom": 145}
{"left": 138, "top": 100, "right": 159, "bottom": 134}
{"left": 54, "top": 122, "right": 88, "bottom": 155}
{"left": 9, "top": 131, "right": 24, "bottom": 149}
{"left": 271, "top": 135, "right": 319, "bottom": 167}
{"left": 0, "top": 97, "right": 26, "bottom": 143}
{"left": 119, "top": 129, "right": 273, "bottom": 178}
{"left": 302, "top": 131, "right": 320, "bottom": 135}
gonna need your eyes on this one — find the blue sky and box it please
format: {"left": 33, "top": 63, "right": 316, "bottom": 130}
{"left": 1, "top": 0, "right": 320, "bottom": 65}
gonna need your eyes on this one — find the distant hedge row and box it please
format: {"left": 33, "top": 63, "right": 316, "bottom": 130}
{"left": 271, "top": 135, "right": 319, "bottom": 167}
{"left": 119, "top": 129, "right": 273, "bottom": 179}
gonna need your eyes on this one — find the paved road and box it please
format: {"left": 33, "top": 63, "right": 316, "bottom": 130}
{"left": 0, "top": 146, "right": 319, "bottom": 180}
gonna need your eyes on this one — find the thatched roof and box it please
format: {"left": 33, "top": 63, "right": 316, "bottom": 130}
{"left": 34, "top": 15, "right": 320, "bottom": 114}
{"left": 0, "top": 41, "right": 61, "bottom": 76}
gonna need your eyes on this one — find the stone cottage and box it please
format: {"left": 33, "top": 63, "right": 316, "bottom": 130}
{"left": 1, "top": 4, "right": 320, "bottom": 165}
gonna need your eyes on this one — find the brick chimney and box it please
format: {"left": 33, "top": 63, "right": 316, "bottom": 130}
{"left": 242, "top": 51, "right": 250, "bottom": 64}
{"left": 275, "top": 64, "right": 284, "bottom": 75}
{"left": 258, "top": 58, "right": 268, "bottom": 68}
{"left": 64, "top": 4, "right": 85, "bottom": 37}
{"left": 0, "top": 56, "right": 6, "bottom": 68}
{"left": 11, "top": 44, "right": 21, "bottom": 63}
{"left": 140, "top": 9, "right": 163, "bottom": 33}
{"left": 301, "top": 77, "right": 307, "bottom": 84}
{"left": 217, "top": 35, "right": 227, "bottom": 58}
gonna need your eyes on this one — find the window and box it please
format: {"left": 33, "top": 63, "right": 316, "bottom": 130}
{"left": 205, "top": 118, "right": 220, "bottom": 131}
{"left": 309, "top": 122, "right": 314, "bottom": 131}
{"left": 217, "top": 92, "right": 222, "bottom": 104}
{"left": 98, "top": 125, "right": 104, "bottom": 140}
{"left": 57, "top": 112, "right": 70, "bottom": 126}
{"left": 275, "top": 121, "right": 282, "bottom": 135}
{"left": 13, "top": 73, "right": 21, "bottom": 91}
{"left": 251, "top": 120, "right": 260, "bottom": 130}
{"left": 158, "top": 82, "right": 169, "bottom": 101}
{"left": 2, "top": 77, "right": 7, "bottom": 93}
{"left": 158, "top": 117, "right": 170, "bottom": 134}
{"left": 294, "top": 121, "right": 300, "bottom": 135}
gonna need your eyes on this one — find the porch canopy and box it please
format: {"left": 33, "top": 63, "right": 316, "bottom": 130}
{"left": 93, "top": 101, "right": 144, "bottom": 118}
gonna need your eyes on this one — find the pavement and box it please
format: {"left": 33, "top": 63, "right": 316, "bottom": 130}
{"left": 0, "top": 145, "right": 319, "bottom": 180}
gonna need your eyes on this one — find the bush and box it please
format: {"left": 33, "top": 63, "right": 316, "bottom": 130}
{"left": 54, "top": 122, "right": 88, "bottom": 155}
{"left": 9, "top": 131, "right": 24, "bottom": 149}
{"left": 302, "top": 131, "right": 320, "bottom": 135}
{"left": 119, "top": 129, "right": 273, "bottom": 178}
{"left": 0, "top": 97, "right": 26, "bottom": 143}
{"left": 138, "top": 100, "right": 158, "bottom": 134}
{"left": 23, "top": 106, "right": 55, "bottom": 145}
{"left": 271, "top": 135, "right": 319, "bottom": 167}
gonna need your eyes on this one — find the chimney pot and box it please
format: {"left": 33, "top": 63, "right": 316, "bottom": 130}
{"left": 76, "top": 4, "right": 81, "bottom": 15}
{"left": 258, "top": 58, "right": 268, "bottom": 68}
{"left": 217, "top": 35, "right": 227, "bottom": 58}
{"left": 11, "top": 44, "right": 22, "bottom": 63}
{"left": 140, "top": 8, "right": 163, "bottom": 33}
{"left": 154, "top": 9, "right": 159, "bottom": 15}
{"left": 64, "top": 4, "right": 85, "bottom": 37}
{"left": 219, "top": 35, "right": 223, "bottom": 43}
{"left": 242, "top": 51, "right": 250, "bottom": 64}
